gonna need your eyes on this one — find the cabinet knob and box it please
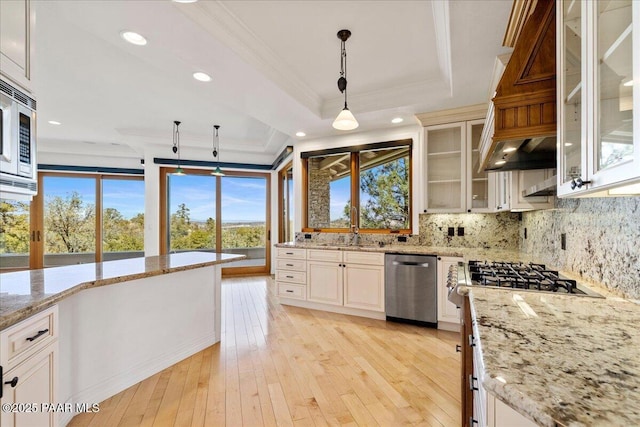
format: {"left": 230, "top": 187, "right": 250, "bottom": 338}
{"left": 571, "top": 177, "right": 592, "bottom": 190}
{"left": 467, "top": 209, "right": 471, "bottom": 213}
{"left": 423, "top": 209, "right": 427, "bottom": 213}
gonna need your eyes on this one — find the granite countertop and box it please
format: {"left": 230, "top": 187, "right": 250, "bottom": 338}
{"left": 0, "top": 252, "right": 245, "bottom": 330}
{"left": 466, "top": 287, "right": 640, "bottom": 427}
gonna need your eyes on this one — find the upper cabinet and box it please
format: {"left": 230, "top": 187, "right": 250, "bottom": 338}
{"left": 558, "top": 0, "right": 640, "bottom": 196}
{"left": 419, "top": 105, "right": 495, "bottom": 213}
{"left": 0, "top": 0, "right": 35, "bottom": 93}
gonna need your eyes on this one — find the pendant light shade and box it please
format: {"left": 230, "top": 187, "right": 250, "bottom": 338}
{"left": 332, "top": 29, "right": 358, "bottom": 131}
{"left": 333, "top": 107, "right": 359, "bottom": 130}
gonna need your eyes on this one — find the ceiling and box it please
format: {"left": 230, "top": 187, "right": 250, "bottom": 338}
{"left": 33, "top": 0, "right": 512, "bottom": 165}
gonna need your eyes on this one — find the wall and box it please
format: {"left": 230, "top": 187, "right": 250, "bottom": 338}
{"left": 521, "top": 197, "right": 640, "bottom": 299}
{"left": 419, "top": 212, "right": 521, "bottom": 249}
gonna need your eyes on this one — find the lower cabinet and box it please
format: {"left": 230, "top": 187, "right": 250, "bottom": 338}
{"left": 308, "top": 250, "right": 385, "bottom": 313}
{"left": 0, "top": 306, "right": 58, "bottom": 427}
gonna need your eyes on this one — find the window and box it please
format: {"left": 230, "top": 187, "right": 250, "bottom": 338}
{"left": 160, "top": 168, "right": 271, "bottom": 275}
{"left": 33, "top": 172, "right": 144, "bottom": 268}
{"left": 302, "top": 140, "right": 412, "bottom": 233}
{"left": 0, "top": 199, "right": 30, "bottom": 271}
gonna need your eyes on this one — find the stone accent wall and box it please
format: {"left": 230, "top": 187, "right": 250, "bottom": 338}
{"left": 419, "top": 212, "right": 522, "bottom": 250}
{"left": 521, "top": 197, "right": 640, "bottom": 299}
{"left": 307, "top": 158, "right": 331, "bottom": 228}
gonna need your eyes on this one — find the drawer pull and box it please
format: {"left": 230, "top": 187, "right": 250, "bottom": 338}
{"left": 286, "top": 290, "right": 294, "bottom": 293}
{"left": 456, "top": 344, "right": 461, "bottom": 353}
{"left": 26, "top": 329, "right": 49, "bottom": 342}
{"left": 469, "top": 375, "right": 479, "bottom": 391}
{"left": 286, "top": 275, "right": 294, "bottom": 279}
{"left": 286, "top": 263, "right": 294, "bottom": 266}
{"left": 4, "top": 376, "right": 19, "bottom": 388}
{"left": 285, "top": 252, "right": 294, "bottom": 255}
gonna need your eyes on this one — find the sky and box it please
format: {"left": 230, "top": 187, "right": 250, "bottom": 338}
{"left": 43, "top": 175, "right": 267, "bottom": 222}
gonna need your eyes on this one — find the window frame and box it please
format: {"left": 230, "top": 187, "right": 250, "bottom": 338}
{"left": 30, "top": 171, "right": 144, "bottom": 269}
{"left": 301, "top": 139, "right": 413, "bottom": 234}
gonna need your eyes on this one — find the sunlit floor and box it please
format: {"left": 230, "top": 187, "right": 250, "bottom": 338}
{"left": 69, "top": 275, "right": 461, "bottom": 426}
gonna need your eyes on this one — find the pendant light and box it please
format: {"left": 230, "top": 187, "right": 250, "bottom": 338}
{"left": 211, "top": 124, "right": 225, "bottom": 176}
{"left": 332, "top": 29, "right": 359, "bottom": 131}
{"left": 172, "top": 120, "right": 185, "bottom": 175}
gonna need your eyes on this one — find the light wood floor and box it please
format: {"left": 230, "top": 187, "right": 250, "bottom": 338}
{"left": 68, "top": 276, "right": 461, "bottom": 427}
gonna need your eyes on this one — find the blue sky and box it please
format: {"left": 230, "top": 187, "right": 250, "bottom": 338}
{"left": 44, "top": 175, "right": 267, "bottom": 222}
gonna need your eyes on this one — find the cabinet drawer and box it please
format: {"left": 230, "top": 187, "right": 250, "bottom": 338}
{"left": 276, "top": 258, "right": 306, "bottom": 271}
{"left": 277, "top": 282, "right": 306, "bottom": 300}
{"left": 276, "top": 248, "right": 306, "bottom": 259}
{"left": 1, "top": 305, "right": 58, "bottom": 369}
{"left": 307, "top": 249, "right": 342, "bottom": 262}
{"left": 343, "top": 251, "right": 385, "bottom": 266}
{"left": 276, "top": 270, "right": 306, "bottom": 284}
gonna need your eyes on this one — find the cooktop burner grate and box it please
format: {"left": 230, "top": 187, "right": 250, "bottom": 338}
{"left": 468, "top": 260, "right": 583, "bottom": 294}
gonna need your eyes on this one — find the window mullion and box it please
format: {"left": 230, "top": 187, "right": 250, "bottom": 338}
{"left": 351, "top": 152, "right": 360, "bottom": 228}
{"left": 95, "top": 176, "right": 103, "bottom": 262}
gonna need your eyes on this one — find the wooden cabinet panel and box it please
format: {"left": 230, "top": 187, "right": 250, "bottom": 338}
{"left": 307, "top": 261, "right": 343, "bottom": 306}
{"left": 343, "top": 264, "right": 384, "bottom": 312}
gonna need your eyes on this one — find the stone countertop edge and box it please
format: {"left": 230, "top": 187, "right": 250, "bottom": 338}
{"left": 466, "top": 289, "right": 555, "bottom": 427}
{"left": 0, "top": 252, "right": 245, "bottom": 330}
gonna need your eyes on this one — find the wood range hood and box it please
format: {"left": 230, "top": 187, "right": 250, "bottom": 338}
{"left": 480, "top": 0, "right": 557, "bottom": 172}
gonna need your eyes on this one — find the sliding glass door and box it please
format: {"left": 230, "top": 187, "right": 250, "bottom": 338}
{"left": 163, "top": 168, "right": 270, "bottom": 275}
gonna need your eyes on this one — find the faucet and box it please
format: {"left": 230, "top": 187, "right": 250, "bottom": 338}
{"left": 350, "top": 206, "right": 359, "bottom": 245}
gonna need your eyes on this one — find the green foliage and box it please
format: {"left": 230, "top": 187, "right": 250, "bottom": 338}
{"left": 103, "top": 207, "right": 144, "bottom": 252}
{"left": 0, "top": 200, "right": 30, "bottom": 254}
{"left": 351, "top": 157, "right": 410, "bottom": 230}
{"left": 45, "top": 192, "right": 96, "bottom": 253}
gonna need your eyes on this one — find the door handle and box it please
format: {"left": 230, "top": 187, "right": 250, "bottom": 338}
{"left": 392, "top": 261, "right": 429, "bottom": 267}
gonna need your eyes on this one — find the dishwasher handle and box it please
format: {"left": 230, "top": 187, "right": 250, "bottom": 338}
{"left": 391, "top": 261, "right": 429, "bottom": 267}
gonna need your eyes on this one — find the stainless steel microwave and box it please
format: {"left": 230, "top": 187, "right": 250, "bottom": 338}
{"left": 0, "top": 78, "right": 37, "bottom": 199}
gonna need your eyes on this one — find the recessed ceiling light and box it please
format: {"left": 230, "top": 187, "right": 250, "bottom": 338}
{"left": 503, "top": 147, "right": 516, "bottom": 153}
{"left": 495, "top": 160, "right": 506, "bottom": 166}
{"left": 391, "top": 117, "right": 403, "bottom": 124}
{"left": 193, "top": 72, "right": 211, "bottom": 82}
{"left": 564, "top": 142, "right": 573, "bottom": 147}
{"left": 48, "top": 120, "right": 61, "bottom": 125}
{"left": 295, "top": 131, "right": 306, "bottom": 137}
{"left": 120, "top": 31, "right": 147, "bottom": 46}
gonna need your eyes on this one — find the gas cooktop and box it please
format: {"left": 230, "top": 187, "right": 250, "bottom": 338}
{"left": 468, "top": 260, "right": 585, "bottom": 294}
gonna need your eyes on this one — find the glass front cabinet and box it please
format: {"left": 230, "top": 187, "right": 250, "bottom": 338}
{"left": 423, "top": 119, "right": 495, "bottom": 213}
{"left": 558, "top": 0, "right": 640, "bottom": 196}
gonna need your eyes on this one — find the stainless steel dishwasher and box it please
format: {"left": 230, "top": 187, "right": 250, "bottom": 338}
{"left": 385, "top": 253, "right": 437, "bottom": 327}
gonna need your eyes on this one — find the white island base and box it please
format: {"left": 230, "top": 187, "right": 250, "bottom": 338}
{"left": 56, "top": 265, "right": 220, "bottom": 426}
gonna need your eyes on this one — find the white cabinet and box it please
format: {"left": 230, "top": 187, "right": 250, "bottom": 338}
{"left": 0, "top": 306, "right": 58, "bottom": 427}
{"left": 508, "top": 169, "right": 555, "bottom": 211}
{"left": 423, "top": 117, "right": 496, "bottom": 213}
{"left": 0, "top": 0, "right": 35, "bottom": 93}
{"left": 343, "top": 251, "right": 385, "bottom": 312}
{"left": 558, "top": 0, "right": 640, "bottom": 197}
{"left": 275, "top": 248, "right": 307, "bottom": 300}
{"left": 437, "top": 256, "right": 462, "bottom": 328}
{"left": 307, "top": 249, "right": 385, "bottom": 312}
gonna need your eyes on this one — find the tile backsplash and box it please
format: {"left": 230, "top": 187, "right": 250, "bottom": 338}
{"left": 418, "top": 212, "right": 522, "bottom": 249}
{"left": 521, "top": 197, "right": 640, "bottom": 299}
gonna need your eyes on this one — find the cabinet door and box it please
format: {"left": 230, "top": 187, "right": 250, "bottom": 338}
{"left": 343, "top": 264, "right": 384, "bottom": 312}
{"left": 437, "top": 257, "right": 462, "bottom": 324}
{"left": 307, "top": 261, "right": 343, "bottom": 305}
{"left": 509, "top": 170, "right": 555, "bottom": 211}
{"left": 0, "top": 0, "right": 33, "bottom": 93}
{"left": 467, "top": 120, "right": 491, "bottom": 212}
{"left": 0, "top": 342, "right": 58, "bottom": 427}
{"left": 424, "top": 122, "right": 466, "bottom": 212}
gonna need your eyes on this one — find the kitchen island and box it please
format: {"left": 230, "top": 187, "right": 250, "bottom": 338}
{"left": 0, "top": 252, "right": 244, "bottom": 426}
{"left": 463, "top": 286, "right": 640, "bottom": 426}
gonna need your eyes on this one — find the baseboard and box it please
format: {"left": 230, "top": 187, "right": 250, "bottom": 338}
{"left": 59, "top": 334, "right": 219, "bottom": 426}
{"left": 437, "top": 321, "right": 461, "bottom": 332}
{"left": 279, "top": 297, "right": 386, "bottom": 320}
